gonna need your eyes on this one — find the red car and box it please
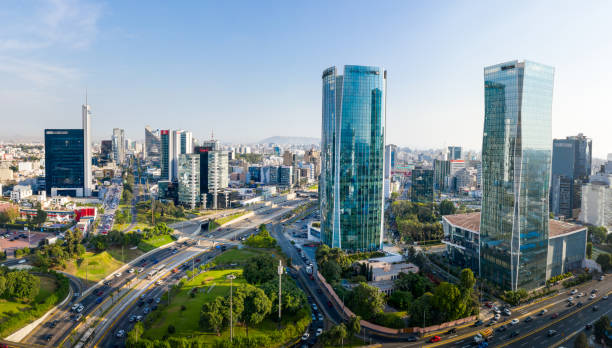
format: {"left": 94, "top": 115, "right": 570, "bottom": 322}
{"left": 551, "top": 313, "right": 559, "bottom": 319}
{"left": 429, "top": 336, "right": 441, "bottom": 343}
{"left": 309, "top": 274, "right": 315, "bottom": 280}
{"left": 195, "top": 258, "right": 201, "bottom": 262}
{"left": 485, "top": 302, "right": 493, "bottom": 308}
{"left": 95, "top": 289, "right": 104, "bottom": 296}
{"left": 327, "top": 300, "right": 333, "bottom": 308}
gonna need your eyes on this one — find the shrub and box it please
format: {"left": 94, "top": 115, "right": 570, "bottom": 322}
{"left": 167, "top": 324, "right": 176, "bottom": 334}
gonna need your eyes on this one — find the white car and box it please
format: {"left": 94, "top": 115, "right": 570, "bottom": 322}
{"left": 114, "top": 272, "right": 122, "bottom": 277}
{"left": 504, "top": 308, "right": 512, "bottom": 316}
{"left": 301, "top": 332, "right": 310, "bottom": 341}
{"left": 570, "top": 289, "right": 577, "bottom": 295}
{"left": 128, "top": 268, "right": 135, "bottom": 273}
{"left": 116, "top": 330, "right": 125, "bottom": 338}
{"left": 589, "top": 294, "right": 596, "bottom": 300}
{"left": 510, "top": 319, "right": 519, "bottom": 325}
{"left": 577, "top": 292, "right": 584, "bottom": 298}
{"left": 494, "top": 314, "right": 501, "bottom": 320}
{"left": 315, "top": 328, "right": 323, "bottom": 336}
{"left": 567, "top": 296, "right": 574, "bottom": 302}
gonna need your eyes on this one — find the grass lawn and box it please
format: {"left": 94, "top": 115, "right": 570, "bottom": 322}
{"left": 143, "top": 268, "right": 306, "bottom": 343}
{"left": 209, "top": 212, "right": 248, "bottom": 230}
{"left": 0, "top": 299, "right": 29, "bottom": 325}
{"left": 106, "top": 245, "right": 144, "bottom": 264}
{"left": 34, "top": 276, "right": 58, "bottom": 304}
{"left": 214, "top": 247, "right": 286, "bottom": 266}
{"left": 64, "top": 251, "right": 126, "bottom": 285}
{"left": 143, "top": 269, "right": 246, "bottom": 339}
{"left": 138, "top": 234, "right": 175, "bottom": 252}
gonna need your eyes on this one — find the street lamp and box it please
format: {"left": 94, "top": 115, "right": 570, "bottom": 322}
{"left": 277, "top": 260, "right": 283, "bottom": 329}
{"left": 227, "top": 274, "right": 236, "bottom": 342}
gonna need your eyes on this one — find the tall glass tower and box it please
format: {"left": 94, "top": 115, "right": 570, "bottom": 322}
{"left": 479, "top": 60, "right": 555, "bottom": 290}
{"left": 320, "top": 65, "right": 386, "bottom": 252}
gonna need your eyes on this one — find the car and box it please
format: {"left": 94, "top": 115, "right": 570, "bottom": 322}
{"left": 71, "top": 304, "right": 79, "bottom": 311}
{"left": 406, "top": 335, "right": 418, "bottom": 342}
{"left": 496, "top": 325, "right": 507, "bottom": 332}
{"left": 473, "top": 319, "right": 483, "bottom": 327}
{"left": 599, "top": 275, "right": 604, "bottom": 281}
{"left": 75, "top": 313, "right": 83, "bottom": 321}
{"left": 577, "top": 292, "right": 584, "bottom": 298}
{"left": 570, "top": 289, "right": 577, "bottom": 295}
{"left": 155, "top": 298, "right": 161, "bottom": 304}
{"left": 315, "top": 328, "right": 323, "bottom": 337}
{"left": 510, "top": 319, "right": 519, "bottom": 325}
{"left": 95, "top": 289, "right": 104, "bottom": 296}
{"left": 301, "top": 332, "right": 310, "bottom": 341}
{"left": 155, "top": 280, "right": 163, "bottom": 285}
{"left": 114, "top": 272, "right": 122, "bottom": 277}
{"left": 116, "top": 330, "right": 125, "bottom": 338}
{"left": 129, "top": 316, "right": 136, "bottom": 322}
{"left": 494, "top": 308, "right": 501, "bottom": 314}
{"left": 144, "top": 307, "right": 150, "bottom": 314}
{"left": 76, "top": 305, "right": 84, "bottom": 313}
{"left": 485, "top": 301, "right": 493, "bottom": 308}
{"left": 128, "top": 268, "right": 135, "bottom": 273}
{"left": 147, "top": 298, "right": 154, "bottom": 304}
{"left": 538, "top": 309, "right": 548, "bottom": 315}
{"left": 592, "top": 289, "right": 598, "bottom": 294}
{"left": 446, "top": 328, "right": 456, "bottom": 334}
{"left": 103, "top": 280, "right": 111, "bottom": 286}
{"left": 136, "top": 315, "right": 143, "bottom": 322}
{"left": 309, "top": 274, "right": 314, "bottom": 280}
{"left": 49, "top": 320, "right": 59, "bottom": 328}
{"left": 551, "top": 313, "right": 559, "bottom": 319}
{"left": 593, "top": 306, "right": 599, "bottom": 311}
{"left": 504, "top": 308, "right": 512, "bottom": 316}
{"left": 604, "top": 295, "right": 609, "bottom": 300}
{"left": 585, "top": 323, "right": 593, "bottom": 330}
{"left": 327, "top": 300, "right": 333, "bottom": 308}
{"left": 524, "top": 316, "right": 533, "bottom": 322}
{"left": 577, "top": 301, "right": 583, "bottom": 307}
{"left": 590, "top": 294, "right": 596, "bottom": 300}
{"left": 42, "top": 334, "right": 53, "bottom": 341}
{"left": 312, "top": 304, "right": 318, "bottom": 311}
{"left": 547, "top": 330, "right": 557, "bottom": 337}
{"left": 509, "top": 330, "right": 520, "bottom": 338}
{"left": 318, "top": 314, "right": 324, "bottom": 321}
{"left": 494, "top": 314, "right": 501, "bottom": 320}
{"left": 567, "top": 301, "right": 574, "bottom": 307}
{"left": 568, "top": 296, "right": 574, "bottom": 302}
{"left": 429, "top": 336, "right": 441, "bottom": 343}
{"left": 96, "top": 297, "right": 103, "bottom": 304}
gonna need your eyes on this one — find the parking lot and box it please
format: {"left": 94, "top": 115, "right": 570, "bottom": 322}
{"left": 0, "top": 230, "right": 49, "bottom": 255}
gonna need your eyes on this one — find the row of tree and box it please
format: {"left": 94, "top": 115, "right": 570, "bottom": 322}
{"left": 33, "top": 229, "right": 84, "bottom": 268}
{"left": 0, "top": 267, "right": 40, "bottom": 302}
{"left": 244, "top": 224, "right": 276, "bottom": 249}
{"left": 315, "top": 245, "right": 385, "bottom": 285}
{"left": 386, "top": 201, "right": 445, "bottom": 243}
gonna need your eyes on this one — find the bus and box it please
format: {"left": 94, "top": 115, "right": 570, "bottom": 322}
{"left": 147, "top": 264, "right": 166, "bottom": 279}
{"left": 74, "top": 327, "right": 95, "bottom": 348}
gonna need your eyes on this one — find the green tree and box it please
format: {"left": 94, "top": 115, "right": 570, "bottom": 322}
{"left": 346, "top": 283, "right": 385, "bottom": 320}
{"left": 394, "top": 272, "right": 433, "bottom": 298}
{"left": 0, "top": 276, "right": 6, "bottom": 297}
{"left": 322, "top": 323, "right": 347, "bottom": 346}
{"left": 347, "top": 315, "right": 361, "bottom": 345}
{"left": 261, "top": 276, "right": 306, "bottom": 316}
{"left": 594, "top": 315, "right": 610, "bottom": 343}
{"left": 432, "top": 282, "right": 466, "bottom": 321}
{"left": 126, "top": 321, "right": 144, "bottom": 347}
{"left": 409, "top": 292, "right": 435, "bottom": 327}
{"left": 4, "top": 270, "right": 39, "bottom": 301}
{"left": 388, "top": 290, "right": 413, "bottom": 310}
{"left": 596, "top": 253, "right": 611, "bottom": 271}
{"left": 321, "top": 259, "right": 342, "bottom": 284}
{"left": 243, "top": 254, "right": 277, "bottom": 285}
{"left": 459, "top": 268, "right": 476, "bottom": 293}
{"left": 439, "top": 200, "right": 456, "bottom": 216}
{"left": 32, "top": 208, "right": 47, "bottom": 227}
{"left": 199, "top": 297, "right": 225, "bottom": 335}
{"left": 242, "top": 287, "right": 272, "bottom": 336}
{"left": 587, "top": 242, "right": 593, "bottom": 259}
{"left": 574, "top": 332, "right": 588, "bottom": 348}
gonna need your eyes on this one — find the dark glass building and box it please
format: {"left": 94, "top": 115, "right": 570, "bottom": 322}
{"left": 320, "top": 65, "right": 386, "bottom": 251}
{"left": 45, "top": 129, "right": 85, "bottom": 196}
{"left": 411, "top": 168, "right": 434, "bottom": 203}
{"left": 480, "top": 60, "right": 554, "bottom": 291}
{"left": 550, "top": 134, "right": 592, "bottom": 218}
{"left": 160, "top": 130, "right": 171, "bottom": 180}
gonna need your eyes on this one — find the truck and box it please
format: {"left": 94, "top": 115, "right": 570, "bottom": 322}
{"left": 474, "top": 328, "right": 493, "bottom": 344}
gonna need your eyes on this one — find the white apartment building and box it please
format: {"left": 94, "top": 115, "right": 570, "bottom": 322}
{"left": 580, "top": 173, "right": 612, "bottom": 231}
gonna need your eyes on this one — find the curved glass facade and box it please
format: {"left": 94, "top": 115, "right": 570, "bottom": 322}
{"left": 320, "top": 65, "right": 386, "bottom": 252}
{"left": 480, "top": 60, "right": 554, "bottom": 290}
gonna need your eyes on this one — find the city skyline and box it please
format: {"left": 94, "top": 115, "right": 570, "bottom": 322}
{"left": 0, "top": 1, "right": 611, "bottom": 157}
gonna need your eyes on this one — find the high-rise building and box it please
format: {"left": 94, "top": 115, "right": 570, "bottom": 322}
{"left": 279, "top": 165, "right": 293, "bottom": 187}
{"left": 100, "top": 140, "right": 113, "bottom": 164}
{"left": 433, "top": 159, "right": 450, "bottom": 192}
{"left": 145, "top": 126, "right": 161, "bottom": 165}
{"left": 192, "top": 144, "right": 229, "bottom": 209}
{"left": 283, "top": 151, "right": 294, "bottom": 166}
{"left": 384, "top": 144, "right": 397, "bottom": 199}
{"left": 45, "top": 129, "right": 85, "bottom": 197}
{"left": 178, "top": 154, "right": 200, "bottom": 209}
{"left": 579, "top": 173, "right": 612, "bottom": 231}
{"left": 479, "top": 60, "right": 555, "bottom": 290}
{"left": 82, "top": 103, "right": 93, "bottom": 196}
{"left": 180, "top": 131, "right": 193, "bottom": 155}
{"left": 160, "top": 130, "right": 173, "bottom": 181}
{"left": 550, "top": 134, "right": 592, "bottom": 218}
{"left": 447, "top": 146, "right": 462, "bottom": 160}
{"left": 320, "top": 65, "right": 386, "bottom": 251}
{"left": 112, "top": 128, "right": 126, "bottom": 164}
{"left": 411, "top": 168, "right": 434, "bottom": 203}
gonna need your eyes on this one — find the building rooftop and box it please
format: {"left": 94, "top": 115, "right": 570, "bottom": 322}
{"left": 443, "top": 212, "right": 586, "bottom": 238}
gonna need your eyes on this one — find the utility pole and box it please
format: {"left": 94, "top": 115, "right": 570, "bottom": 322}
{"left": 277, "top": 260, "right": 283, "bottom": 329}
{"left": 227, "top": 274, "right": 236, "bottom": 342}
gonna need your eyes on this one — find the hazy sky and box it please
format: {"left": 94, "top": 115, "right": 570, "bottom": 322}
{"left": 1, "top": 0, "right": 611, "bottom": 157}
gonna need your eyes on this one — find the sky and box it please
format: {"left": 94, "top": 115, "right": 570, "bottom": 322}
{"left": 1, "top": 0, "right": 611, "bottom": 158}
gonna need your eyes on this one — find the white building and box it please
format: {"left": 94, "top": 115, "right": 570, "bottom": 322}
{"left": 580, "top": 173, "right": 612, "bottom": 231}
{"left": 10, "top": 185, "right": 32, "bottom": 201}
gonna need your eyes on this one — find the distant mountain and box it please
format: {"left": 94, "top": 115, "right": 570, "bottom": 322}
{"left": 258, "top": 136, "right": 320, "bottom": 145}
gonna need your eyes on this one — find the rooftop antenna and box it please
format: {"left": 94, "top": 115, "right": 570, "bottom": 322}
{"left": 211, "top": 129, "right": 215, "bottom": 140}
{"left": 85, "top": 88, "right": 88, "bottom": 105}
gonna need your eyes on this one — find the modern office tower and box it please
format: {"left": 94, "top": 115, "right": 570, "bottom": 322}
{"left": 144, "top": 126, "right": 161, "bottom": 165}
{"left": 447, "top": 146, "right": 462, "bottom": 160}
{"left": 410, "top": 168, "right": 434, "bottom": 203}
{"left": 320, "top": 65, "right": 386, "bottom": 251}
{"left": 283, "top": 151, "right": 294, "bottom": 166}
{"left": 160, "top": 130, "right": 173, "bottom": 181}
{"left": 269, "top": 165, "right": 280, "bottom": 184}
{"left": 550, "top": 134, "right": 592, "bottom": 218}
{"left": 479, "top": 60, "right": 555, "bottom": 290}
{"left": 433, "top": 159, "right": 450, "bottom": 192}
{"left": 194, "top": 144, "right": 229, "bottom": 209}
{"left": 82, "top": 103, "right": 93, "bottom": 196}
{"left": 100, "top": 140, "right": 113, "bottom": 164}
{"left": 180, "top": 131, "right": 193, "bottom": 155}
{"left": 579, "top": 173, "right": 612, "bottom": 231}
{"left": 201, "top": 138, "right": 220, "bottom": 151}
{"left": 178, "top": 154, "right": 200, "bottom": 209}
{"left": 279, "top": 165, "right": 293, "bottom": 187}
{"left": 248, "top": 165, "right": 262, "bottom": 183}
{"left": 112, "top": 128, "right": 126, "bottom": 164}
{"left": 45, "top": 129, "right": 85, "bottom": 197}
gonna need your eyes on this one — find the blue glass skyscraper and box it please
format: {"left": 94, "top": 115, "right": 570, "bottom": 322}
{"left": 320, "top": 65, "right": 386, "bottom": 251}
{"left": 479, "top": 60, "right": 555, "bottom": 290}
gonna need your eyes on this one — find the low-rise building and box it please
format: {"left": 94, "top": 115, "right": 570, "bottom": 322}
{"left": 442, "top": 212, "right": 587, "bottom": 283}
{"left": 10, "top": 185, "right": 33, "bottom": 201}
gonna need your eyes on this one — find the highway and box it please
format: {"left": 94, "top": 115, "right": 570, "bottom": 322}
{"left": 90, "top": 198, "right": 312, "bottom": 348}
